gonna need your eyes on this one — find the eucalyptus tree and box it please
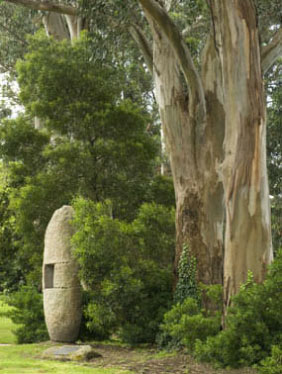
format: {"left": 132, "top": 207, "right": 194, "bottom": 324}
{"left": 2, "top": 0, "right": 282, "bottom": 307}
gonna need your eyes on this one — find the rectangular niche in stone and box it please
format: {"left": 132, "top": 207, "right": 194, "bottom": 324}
{"left": 45, "top": 264, "right": 55, "bottom": 289}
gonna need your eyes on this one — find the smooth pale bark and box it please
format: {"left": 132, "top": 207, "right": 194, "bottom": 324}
{"left": 65, "top": 15, "right": 83, "bottom": 41}
{"left": 261, "top": 28, "right": 282, "bottom": 74}
{"left": 42, "top": 12, "right": 69, "bottom": 41}
{"left": 209, "top": 0, "right": 273, "bottom": 307}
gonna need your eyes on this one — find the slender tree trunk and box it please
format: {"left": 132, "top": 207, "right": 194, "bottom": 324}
{"left": 210, "top": 0, "right": 273, "bottom": 308}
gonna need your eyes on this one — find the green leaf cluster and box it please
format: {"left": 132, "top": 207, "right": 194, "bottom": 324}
{"left": 2, "top": 286, "right": 48, "bottom": 344}
{"left": 195, "top": 250, "right": 282, "bottom": 368}
{"left": 174, "top": 244, "right": 200, "bottom": 304}
{"left": 72, "top": 197, "right": 175, "bottom": 344}
{"left": 157, "top": 283, "right": 222, "bottom": 351}
{"left": 259, "top": 345, "right": 282, "bottom": 374}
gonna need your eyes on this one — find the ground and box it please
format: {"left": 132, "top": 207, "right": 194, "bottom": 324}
{"left": 79, "top": 343, "right": 258, "bottom": 374}
{"left": 0, "top": 298, "right": 258, "bottom": 374}
{"left": 0, "top": 341, "right": 259, "bottom": 374}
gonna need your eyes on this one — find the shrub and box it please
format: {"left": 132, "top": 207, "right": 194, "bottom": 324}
{"left": 72, "top": 198, "right": 175, "bottom": 345}
{"left": 259, "top": 345, "right": 282, "bottom": 374}
{"left": 4, "top": 286, "right": 48, "bottom": 343}
{"left": 195, "top": 250, "right": 282, "bottom": 368}
{"left": 159, "top": 286, "right": 221, "bottom": 351}
{"left": 157, "top": 242, "right": 222, "bottom": 351}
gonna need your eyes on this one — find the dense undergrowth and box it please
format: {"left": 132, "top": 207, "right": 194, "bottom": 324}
{"left": 3, "top": 249, "right": 281, "bottom": 374}
{"left": 159, "top": 249, "right": 282, "bottom": 372}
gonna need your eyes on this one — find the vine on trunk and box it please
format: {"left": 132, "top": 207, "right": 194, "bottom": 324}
{"left": 174, "top": 243, "right": 200, "bottom": 305}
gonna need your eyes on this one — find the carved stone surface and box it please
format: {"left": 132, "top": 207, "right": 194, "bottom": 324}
{"left": 43, "top": 205, "right": 82, "bottom": 343}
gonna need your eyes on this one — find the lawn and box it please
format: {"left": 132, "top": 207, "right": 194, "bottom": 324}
{"left": 0, "top": 343, "right": 133, "bottom": 373}
{"left": 0, "top": 299, "right": 17, "bottom": 344}
{"left": 0, "top": 298, "right": 130, "bottom": 374}
{"left": 0, "top": 343, "right": 130, "bottom": 374}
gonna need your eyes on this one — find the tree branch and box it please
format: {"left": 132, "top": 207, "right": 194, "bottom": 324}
{"left": 261, "top": 28, "right": 282, "bottom": 74}
{"left": 4, "top": 0, "right": 77, "bottom": 16}
{"left": 139, "top": 0, "right": 205, "bottom": 118}
{"left": 129, "top": 24, "right": 153, "bottom": 74}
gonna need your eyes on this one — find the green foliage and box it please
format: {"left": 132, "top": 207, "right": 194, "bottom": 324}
{"left": 145, "top": 175, "right": 175, "bottom": 208}
{"left": 157, "top": 241, "right": 222, "bottom": 351}
{"left": 158, "top": 283, "right": 222, "bottom": 351}
{"left": 195, "top": 250, "right": 282, "bottom": 368}
{"left": 0, "top": 178, "right": 22, "bottom": 293}
{"left": 72, "top": 197, "right": 175, "bottom": 344}
{"left": 259, "top": 345, "right": 282, "bottom": 374}
{"left": 0, "top": 33, "right": 159, "bottom": 289}
{"left": 3, "top": 286, "right": 48, "bottom": 344}
{"left": 0, "top": 297, "right": 17, "bottom": 344}
{"left": 0, "top": 2, "right": 37, "bottom": 75}
{"left": 174, "top": 244, "right": 199, "bottom": 304}
{"left": 14, "top": 32, "right": 158, "bottom": 222}
{"left": 266, "top": 62, "right": 282, "bottom": 254}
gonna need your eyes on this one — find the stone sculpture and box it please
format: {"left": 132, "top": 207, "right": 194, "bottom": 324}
{"left": 43, "top": 205, "right": 82, "bottom": 342}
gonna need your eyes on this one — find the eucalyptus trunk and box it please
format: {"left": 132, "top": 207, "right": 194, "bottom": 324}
{"left": 140, "top": 0, "right": 273, "bottom": 304}
{"left": 210, "top": 0, "right": 273, "bottom": 307}
{"left": 148, "top": 17, "right": 224, "bottom": 287}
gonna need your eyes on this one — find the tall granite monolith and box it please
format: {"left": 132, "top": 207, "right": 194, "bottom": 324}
{"left": 43, "top": 205, "right": 82, "bottom": 343}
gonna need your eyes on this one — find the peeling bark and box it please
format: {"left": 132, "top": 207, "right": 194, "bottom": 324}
{"left": 209, "top": 0, "right": 273, "bottom": 308}
{"left": 145, "top": 11, "right": 224, "bottom": 287}
{"left": 141, "top": 0, "right": 272, "bottom": 305}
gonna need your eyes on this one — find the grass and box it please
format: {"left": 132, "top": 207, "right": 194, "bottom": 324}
{"left": 0, "top": 343, "right": 131, "bottom": 373}
{"left": 0, "top": 299, "right": 131, "bottom": 374}
{"left": 0, "top": 299, "right": 17, "bottom": 344}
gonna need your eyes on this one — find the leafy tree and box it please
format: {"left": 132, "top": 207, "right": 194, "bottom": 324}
{"left": 0, "top": 33, "right": 159, "bottom": 288}
{"left": 16, "top": 32, "right": 158, "bottom": 219}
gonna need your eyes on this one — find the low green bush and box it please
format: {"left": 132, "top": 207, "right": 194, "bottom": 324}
{"left": 4, "top": 286, "right": 48, "bottom": 343}
{"left": 195, "top": 250, "right": 282, "bottom": 368}
{"left": 158, "top": 286, "right": 222, "bottom": 351}
{"left": 259, "top": 345, "right": 282, "bottom": 374}
{"left": 157, "top": 243, "right": 222, "bottom": 351}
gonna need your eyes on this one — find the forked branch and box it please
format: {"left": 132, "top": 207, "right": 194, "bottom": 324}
{"left": 261, "top": 28, "right": 282, "bottom": 74}
{"left": 139, "top": 0, "right": 205, "bottom": 117}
